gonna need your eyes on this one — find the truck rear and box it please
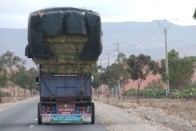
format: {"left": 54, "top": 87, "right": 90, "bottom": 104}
{"left": 25, "top": 7, "right": 102, "bottom": 124}
{"left": 37, "top": 73, "right": 94, "bottom": 124}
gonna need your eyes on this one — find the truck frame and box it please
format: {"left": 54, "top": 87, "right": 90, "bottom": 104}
{"left": 36, "top": 72, "right": 95, "bottom": 124}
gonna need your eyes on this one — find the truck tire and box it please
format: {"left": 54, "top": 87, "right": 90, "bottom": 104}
{"left": 37, "top": 103, "right": 42, "bottom": 125}
{"left": 91, "top": 102, "right": 95, "bottom": 124}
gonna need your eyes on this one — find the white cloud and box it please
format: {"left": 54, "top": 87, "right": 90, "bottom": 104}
{"left": 0, "top": 0, "right": 195, "bottom": 28}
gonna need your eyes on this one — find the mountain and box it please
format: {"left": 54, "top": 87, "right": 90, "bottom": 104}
{"left": 101, "top": 22, "right": 196, "bottom": 66}
{"left": 0, "top": 21, "right": 196, "bottom": 68}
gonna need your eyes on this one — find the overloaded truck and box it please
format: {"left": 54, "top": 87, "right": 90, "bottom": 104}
{"left": 25, "top": 7, "right": 102, "bottom": 124}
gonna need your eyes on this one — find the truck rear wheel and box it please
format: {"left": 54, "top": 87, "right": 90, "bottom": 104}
{"left": 91, "top": 102, "right": 95, "bottom": 124}
{"left": 37, "top": 103, "right": 42, "bottom": 125}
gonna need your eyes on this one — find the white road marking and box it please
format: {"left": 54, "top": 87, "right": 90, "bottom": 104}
{"left": 29, "top": 125, "right": 34, "bottom": 128}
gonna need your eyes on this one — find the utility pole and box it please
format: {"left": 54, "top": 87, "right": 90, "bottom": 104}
{"left": 107, "top": 53, "right": 110, "bottom": 66}
{"left": 164, "top": 28, "right": 170, "bottom": 97}
{"left": 117, "top": 43, "right": 119, "bottom": 64}
{"left": 154, "top": 20, "right": 172, "bottom": 97}
{"left": 113, "top": 43, "right": 120, "bottom": 100}
{"left": 113, "top": 43, "right": 120, "bottom": 63}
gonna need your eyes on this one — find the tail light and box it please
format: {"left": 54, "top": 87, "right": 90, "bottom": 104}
{"left": 79, "top": 106, "right": 86, "bottom": 110}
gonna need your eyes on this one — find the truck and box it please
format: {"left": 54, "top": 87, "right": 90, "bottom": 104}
{"left": 25, "top": 7, "right": 102, "bottom": 124}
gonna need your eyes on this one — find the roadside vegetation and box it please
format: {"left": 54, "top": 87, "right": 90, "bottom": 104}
{"left": 92, "top": 49, "right": 196, "bottom": 103}
{"left": 125, "top": 87, "right": 196, "bottom": 100}
{"left": 1, "top": 48, "right": 196, "bottom": 103}
{"left": 0, "top": 51, "right": 38, "bottom": 103}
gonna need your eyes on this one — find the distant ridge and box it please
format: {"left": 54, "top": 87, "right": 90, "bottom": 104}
{"left": 1, "top": 21, "right": 196, "bottom": 67}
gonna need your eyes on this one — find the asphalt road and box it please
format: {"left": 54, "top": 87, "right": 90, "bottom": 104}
{"left": 0, "top": 98, "right": 106, "bottom": 131}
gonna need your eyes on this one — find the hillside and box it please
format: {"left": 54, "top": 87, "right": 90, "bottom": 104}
{"left": 0, "top": 21, "right": 196, "bottom": 67}
{"left": 101, "top": 22, "right": 196, "bottom": 65}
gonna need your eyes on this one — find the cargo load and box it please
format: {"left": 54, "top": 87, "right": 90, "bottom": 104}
{"left": 25, "top": 7, "right": 102, "bottom": 74}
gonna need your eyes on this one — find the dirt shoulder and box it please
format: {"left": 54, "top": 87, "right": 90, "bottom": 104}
{"left": 94, "top": 95, "right": 196, "bottom": 131}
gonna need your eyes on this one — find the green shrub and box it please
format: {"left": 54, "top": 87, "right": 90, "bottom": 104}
{"left": 125, "top": 87, "right": 196, "bottom": 99}
{"left": 125, "top": 87, "right": 166, "bottom": 98}
{"left": 169, "top": 88, "right": 196, "bottom": 99}
{"left": 141, "top": 87, "right": 166, "bottom": 98}
{"left": 168, "top": 89, "right": 183, "bottom": 99}
{"left": 0, "top": 91, "right": 11, "bottom": 97}
{"left": 183, "top": 88, "right": 196, "bottom": 96}
{"left": 125, "top": 88, "right": 137, "bottom": 96}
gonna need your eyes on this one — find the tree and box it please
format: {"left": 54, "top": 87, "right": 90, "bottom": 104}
{"left": 13, "top": 67, "right": 38, "bottom": 97}
{"left": 99, "top": 63, "right": 129, "bottom": 100}
{"left": 0, "top": 51, "right": 26, "bottom": 84}
{"left": 0, "top": 51, "right": 25, "bottom": 69}
{"left": 13, "top": 66, "right": 28, "bottom": 97}
{"left": 127, "top": 54, "right": 159, "bottom": 103}
{"left": 118, "top": 53, "right": 127, "bottom": 65}
{"left": 0, "top": 51, "right": 26, "bottom": 99}
{"left": 116, "top": 53, "right": 129, "bottom": 100}
{"left": 91, "top": 65, "right": 102, "bottom": 98}
{"left": 0, "top": 60, "right": 8, "bottom": 86}
{"left": 160, "top": 49, "right": 196, "bottom": 89}
{"left": 0, "top": 60, "right": 8, "bottom": 102}
{"left": 110, "top": 63, "right": 125, "bottom": 100}
{"left": 99, "top": 66, "right": 115, "bottom": 98}
{"left": 28, "top": 67, "right": 39, "bottom": 95}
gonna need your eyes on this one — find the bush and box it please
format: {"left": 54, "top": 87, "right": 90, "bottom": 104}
{"left": 125, "top": 88, "right": 137, "bottom": 96}
{"left": 0, "top": 91, "right": 11, "bottom": 97}
{"left": 125, "top": 87, "right": 166, "bottom": 98}
{"left": 168, "top": 89, "right": 182, "bottom": 99}
{"left": 141, "top": 87, "right": 166, "bottom": 98}
{"left": 125, "top": 87, "right": 196, "bottom": 99}
{"left": 169, "top": 88, "right": 196, "bottom": 99}
{"left": 183, "top": 88, "right": 196, "bottom": 96}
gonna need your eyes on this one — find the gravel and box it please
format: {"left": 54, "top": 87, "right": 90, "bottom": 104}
{"left": 94, "top": 96, "right": 196, "bottom": 131}
{"left": 94, "top": 100, "right": 172, "bottom": 131}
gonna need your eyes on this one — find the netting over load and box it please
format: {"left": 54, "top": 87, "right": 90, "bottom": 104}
{"left": 25, "top": 7, "right": 102, "bottom": 75}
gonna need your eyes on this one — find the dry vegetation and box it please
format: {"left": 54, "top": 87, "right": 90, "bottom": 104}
{"left": 143, "top": 99, "right": 196, "bottom": 121}
{"left": 95, "top": 95, "right": 196, "bottom": 121}
{"left": 94, "top": 95, "right": 196, "bottom": 130}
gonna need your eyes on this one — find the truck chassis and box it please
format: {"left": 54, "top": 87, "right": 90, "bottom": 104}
{"left": 37, "top": 97, "right": 95, "bottom": 124}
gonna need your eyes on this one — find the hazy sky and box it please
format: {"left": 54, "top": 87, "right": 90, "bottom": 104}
{"left": 0, "top": 0, "right": 195, "bottom": 28}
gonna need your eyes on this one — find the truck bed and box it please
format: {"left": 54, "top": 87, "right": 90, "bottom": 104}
{"left": 39, "top": 73, "right": 92, "bottom": 98}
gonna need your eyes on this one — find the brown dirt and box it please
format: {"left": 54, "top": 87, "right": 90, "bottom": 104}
{"left": 94, "top": 95, "right": 196, "bottom": 131}
{"left": 95, "top": 95, "right": 196, "bottom": 121}
{"left": 1, "top": 97, "right": 27, "bottom": 103}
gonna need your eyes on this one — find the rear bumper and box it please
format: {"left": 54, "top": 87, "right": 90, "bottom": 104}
{"left": 41, "top": 114, "right": 92, "bottom": 124}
